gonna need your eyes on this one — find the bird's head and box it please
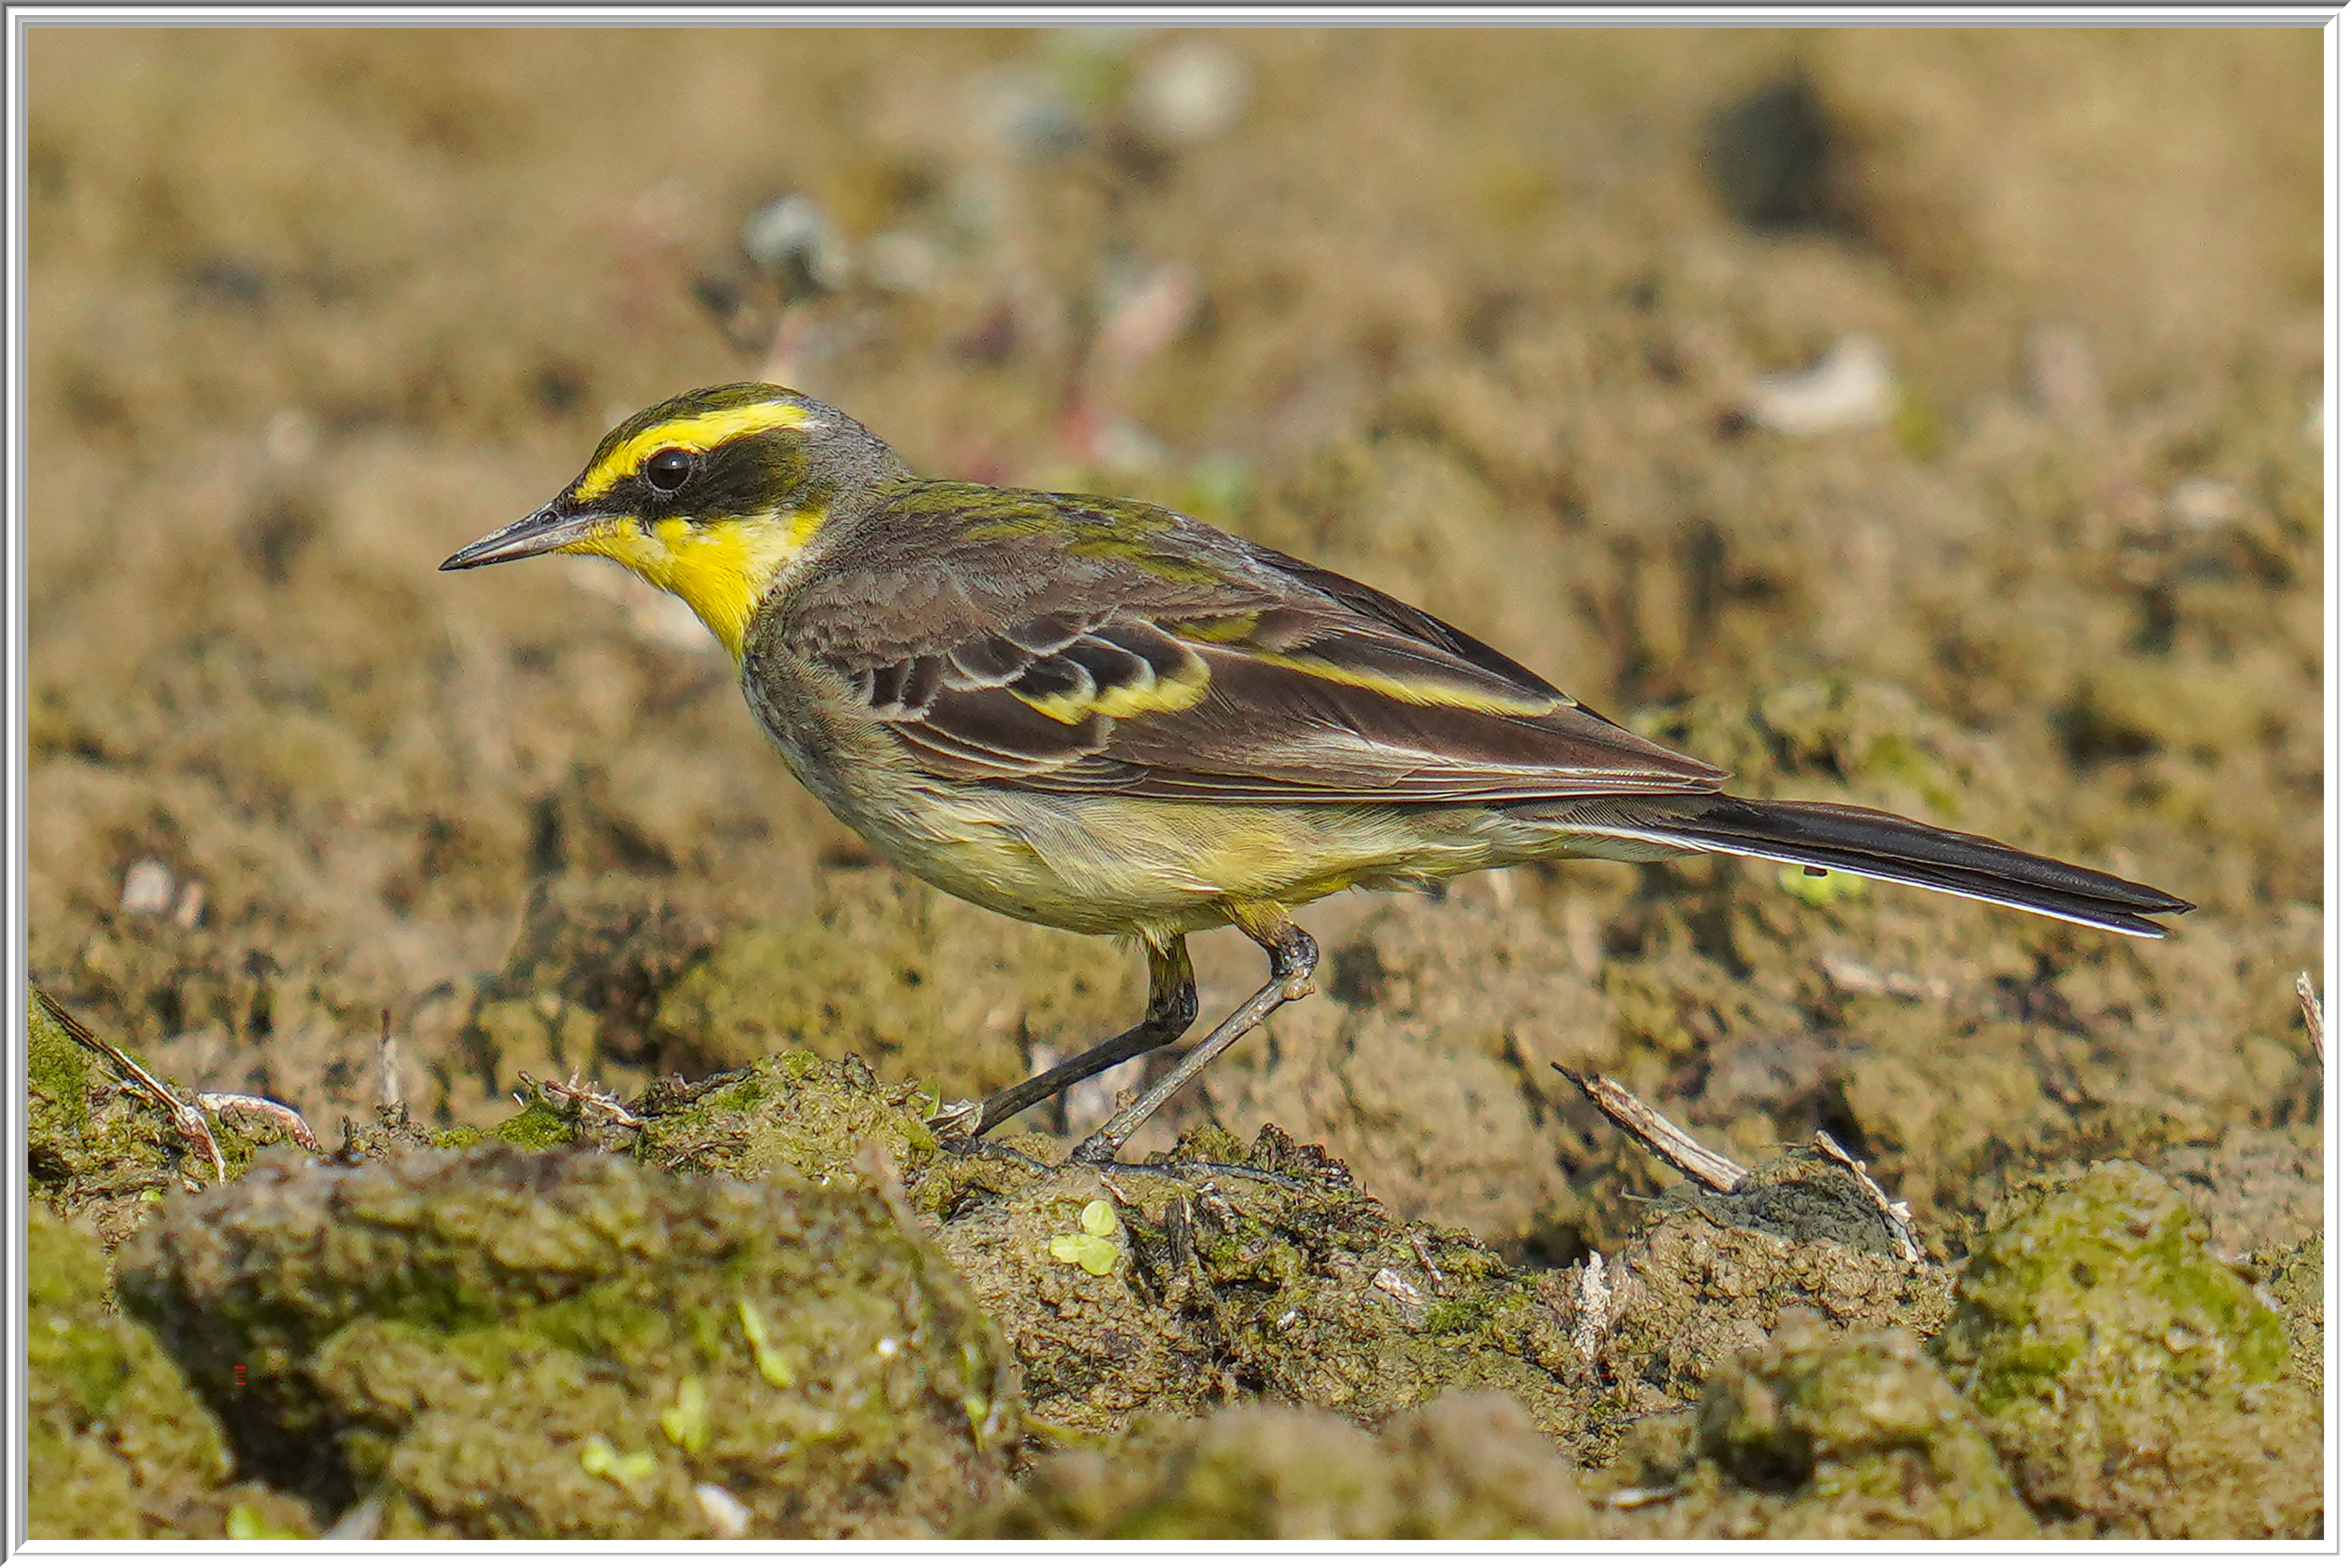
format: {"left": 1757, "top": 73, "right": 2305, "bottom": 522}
{"left": 441, "top": 383, "right": 908, "bottom": 661}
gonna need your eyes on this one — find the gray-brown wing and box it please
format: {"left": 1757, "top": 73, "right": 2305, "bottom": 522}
{"left": 777, "top": 481, "right": 1726, "bottom": 804}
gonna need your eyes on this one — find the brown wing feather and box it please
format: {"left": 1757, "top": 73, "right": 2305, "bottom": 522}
{"left": 776, "top": 480, "right": 1725, "bottom": 804}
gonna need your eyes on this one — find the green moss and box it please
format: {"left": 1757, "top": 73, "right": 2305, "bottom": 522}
{"left": 628, "top": 1050, "right": 936, "bottom": 1187}
{"left": 29, "top": 993, "right": 92, "bottom": 1133}
{"left": 114, "top": 1143, "right": 1019, "bottom": 1538}
{"left": 927, "top": 1124, "right": 1595, "bottom": 1455}
{"left": 489, "top": 1101, "right": 576, "bottom": 1150}
{"left": 26, "top": 994, "right": 274, "bottom": 1251}
{"left": 29, "top": 1206, "right": 314, "bottom": 1539}
{"left": 1934, "top": 1162, "right": 2319, "bottom": 1537}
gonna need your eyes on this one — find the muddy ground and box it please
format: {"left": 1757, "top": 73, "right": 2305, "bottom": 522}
{"left": 25, "top": 27, "right": 2324, "bottom": 1540}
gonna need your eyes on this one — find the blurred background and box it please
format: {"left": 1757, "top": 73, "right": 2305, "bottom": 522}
{"left": 26, "top": 29, "right": 2321, "bottom": 1255}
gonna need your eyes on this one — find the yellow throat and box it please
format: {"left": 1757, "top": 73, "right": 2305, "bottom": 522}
{"left": 576, "top": 508, "right": 823, "bottom": 663}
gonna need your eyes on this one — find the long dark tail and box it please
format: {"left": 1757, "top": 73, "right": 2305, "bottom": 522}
{"left": 1539, "top": 794, "right": 2192, "bottom": 938}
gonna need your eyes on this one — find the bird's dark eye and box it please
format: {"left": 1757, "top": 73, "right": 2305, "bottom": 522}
{"left": 645, "top": 448, "right": 694, "bottom": 494}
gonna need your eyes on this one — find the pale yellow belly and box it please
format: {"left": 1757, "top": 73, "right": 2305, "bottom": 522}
{"left": 858, "top": 784, "right": 1593, "bottom": 941}
{"left": 742, "top": 661, "right": 1647, "bottom": 939}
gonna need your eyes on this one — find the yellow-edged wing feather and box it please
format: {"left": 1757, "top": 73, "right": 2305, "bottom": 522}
{"left": 771, "top": 481, "right": 1725, "bottom": 807}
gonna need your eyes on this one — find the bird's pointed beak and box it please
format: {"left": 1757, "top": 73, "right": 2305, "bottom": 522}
{"left": 439, "top": 503, "right": 610, "bottom": 571}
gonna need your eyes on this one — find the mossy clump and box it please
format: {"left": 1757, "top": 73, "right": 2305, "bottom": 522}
{"left": 1599, "top": 1312, "right": 2035, "bottom": 1539}
{"left": 1934, "top": 1161, "right": 2319, "bottom": 1537}
{"left": 628, "top": 1049, "right": 939, "bottom": 1185}
{"left": 114, "top": 1143, "right": 1020, "bottom": 1538}
{"left": 920, "top": 1124, "right": 1592, "bottom": 1449}
{"left": 972, "top": 1390, "right": 1593, "bottom": 1538}
{"left": 29, "top": 1205, "right": 313, "bottom": 1539}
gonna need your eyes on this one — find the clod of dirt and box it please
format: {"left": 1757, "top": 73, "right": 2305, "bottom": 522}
{"left": 2151, "top": 1123, "right": 2322, "bottom": 1259}
{"left": 1581, "top": 1143, "right": 1952, "bottom": 1436}
{"left": 30, "top": 1205, "right": 313, "bottom": 1539}
{"left": 1599, "top": 1310, "right": 2034, "bottom": 1539}
{"left": 460, "top": 871, "right": 716, "bottom": 1084}
{"left": 113, "top": 1143, "right": 1021, "bottom": 1538}
{"left": 644, "top": 863, "right": 1140, "bottom": 1104}
{"left": 1934, "top": 1161, "right": 2319, "bottom": 1538}
{"left": 2259, "top": 1234, "right": 2323, "bottom": 1399}
{"left": 1701, "top": 73, "right": 1853, "bottom": 235}
{"left": 972, "top": 1389, "right": 1592, "bottom": 1538}
{"left": 919, "top": 1122, "right": 1594, "bottom": 1452}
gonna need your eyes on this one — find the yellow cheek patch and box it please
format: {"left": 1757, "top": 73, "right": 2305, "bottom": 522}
{"left": 573, "top": 403, "right": 813, "bottom": 504}
{"left": 1013, "top": 647, "right": 1212, "bottom": 725}
{"left": 572, "top": 510, "right": 826, "bottom": 662}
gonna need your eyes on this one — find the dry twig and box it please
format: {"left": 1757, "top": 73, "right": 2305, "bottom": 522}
{"left": 525, "top": 1072, "right": 647, "bottom": 1128}
{"left": 1557, "top": 1068, "right": 1748, "bottom": 1192}
{"left": 36, "top": 988, "right": 226, "bottom": 1182}
{"left": 194, "top": 1091, "right": 321, "bottom": 1153}
{"left": 2296, "top": 972, "right": 2323, "bottom": 1063}
{"left": 1408, "top": 1231, "right": 1447, "bottom": 1294}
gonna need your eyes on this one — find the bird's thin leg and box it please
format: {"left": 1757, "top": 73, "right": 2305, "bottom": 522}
{"left": 928, "top": 938, "right": 1198, "bottom": 1141}
{"left": 1072, "top": 912, "right": 1318, "bottom": 1164}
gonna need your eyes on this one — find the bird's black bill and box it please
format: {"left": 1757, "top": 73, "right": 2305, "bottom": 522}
{"left": 439, "top": 505, "right": 604, "bottom": 571}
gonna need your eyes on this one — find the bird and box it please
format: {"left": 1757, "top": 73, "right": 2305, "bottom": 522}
{"left": 441, "top": 383, "right": 2190, "bottom": 1163}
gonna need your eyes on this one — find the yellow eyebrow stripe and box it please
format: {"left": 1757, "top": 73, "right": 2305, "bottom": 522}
{"left": 573, "top": 403, "right": 812, "bottom": 502}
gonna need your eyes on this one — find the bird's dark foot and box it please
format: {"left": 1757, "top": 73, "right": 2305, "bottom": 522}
{"left": 925, "top": 1098, "right": 985, "bottom": 1140}
{"left": 1068, "top": 1129, "right": 1122, "bottom": 1165}
{"left": 931, "top": 1133, "right": 1061, "bottom": 1174}
{"left": 922, "top": 1099, "right": 1063, "bottom": 1172}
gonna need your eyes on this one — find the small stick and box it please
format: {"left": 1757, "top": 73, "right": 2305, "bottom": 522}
{"left": 525, "top": 1072, "right": 646, "bottom": 1128}
{"left": 1408, "top": 1231, "right": 1447, "bottom": 1294}
{"left": 1557, "top": 1068, "right": 1748, "bottom": 1193}
{"left": 194, "top": 1092, "right": 321, "bottom": 1154}
{"left": 377, "top": 1008, "right": 406, "bottom": 1110}
{"left": 2296, "top": 973, "right": 2323, "bottom": 1063}
{"left": 1809, "top": 1130, "right": 1920, "bottom": 1265}
{"left": 36, "top": 988, "right": 227, "bottom": 1181}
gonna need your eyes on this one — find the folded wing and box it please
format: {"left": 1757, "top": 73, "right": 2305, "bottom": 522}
{"left": 788, "top": 484, "right": 1725, "bottom": 805}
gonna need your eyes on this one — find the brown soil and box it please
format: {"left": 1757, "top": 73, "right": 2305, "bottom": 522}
{"left": 26, "top": 26, "right": 2322, "bottom": 1541}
